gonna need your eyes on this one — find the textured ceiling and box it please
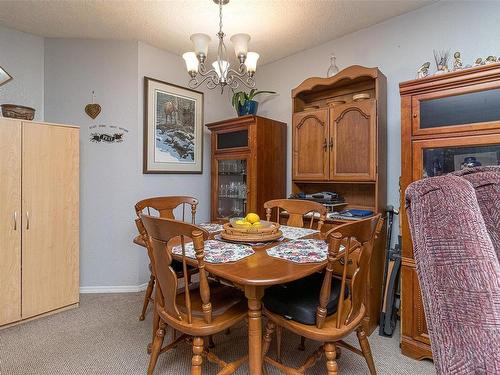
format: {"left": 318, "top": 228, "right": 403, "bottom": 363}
{"left": 0, "top": 0, "right": 436, "bottom": 65}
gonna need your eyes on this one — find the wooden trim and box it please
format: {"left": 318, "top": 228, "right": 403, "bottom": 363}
{"left": 292, "top": 65, "right": 380, "bottom": 98}
{"left": 0, "top": 303, "right": 79, "bottom": 330}
{"left": 400, "top": 62, "right": 500, "bottom": 94}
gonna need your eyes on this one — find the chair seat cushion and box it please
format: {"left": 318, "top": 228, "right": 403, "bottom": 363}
{"left": 263, "top": 272, "right": 347, "bottom": 325}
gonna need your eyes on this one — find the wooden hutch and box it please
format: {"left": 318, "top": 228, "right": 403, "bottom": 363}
{"left": 206, "top": 115, "right": 287, "bottom": 221}
{"left": 400, "top": 62, "right": 500, "bottom": 359}
{"left": 291, "top": 65, "right": 387, "bottom": 334}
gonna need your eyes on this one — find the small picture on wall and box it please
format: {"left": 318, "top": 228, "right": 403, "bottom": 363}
{"left": 144, "top": 77, "right": 203, "bottom": 173}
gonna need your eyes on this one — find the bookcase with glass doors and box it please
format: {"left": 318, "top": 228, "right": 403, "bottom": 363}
{"left": 206, "top": 115, "right": 287, "bottom": 222}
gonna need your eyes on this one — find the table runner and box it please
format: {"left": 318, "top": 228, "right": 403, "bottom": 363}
{"left": 172, "top": 240, "right": 254, "bottom": 263}
{"left": 280, "top": 225, "right": 319, "bottom": 240}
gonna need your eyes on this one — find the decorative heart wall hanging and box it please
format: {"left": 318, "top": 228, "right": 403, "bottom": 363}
{"left": 85, "top": 91, "right": 101, "bottom": 119}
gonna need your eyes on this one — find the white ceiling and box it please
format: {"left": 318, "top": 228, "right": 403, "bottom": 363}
{"left": 0, "top": 0, "right": 436, "bottom": 65}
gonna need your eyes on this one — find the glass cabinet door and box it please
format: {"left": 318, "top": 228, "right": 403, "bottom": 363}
{"left": 216, "top": 159, "right": 247, "bottom": 219}
{"left": 413, "top": 135, "right": 500, "bottom": 179}
{"left": 412, "top": 85, "right": 500, "bottom": 136}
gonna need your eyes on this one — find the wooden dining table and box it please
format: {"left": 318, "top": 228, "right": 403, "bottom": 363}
{"left": 177, "top": 230, "right": 327, "bottom": 375}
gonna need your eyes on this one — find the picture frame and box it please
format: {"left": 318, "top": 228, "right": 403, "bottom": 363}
{"left": 0, "top": 65, "right": 13, "bottom": 87}
{"left": 143, "top": 77, "right": 204, "bottom": 174}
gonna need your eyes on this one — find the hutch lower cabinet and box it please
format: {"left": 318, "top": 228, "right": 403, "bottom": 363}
{"left": 206, "top": 115, "right": 287, "bottom": 221}
{"left": 0, "top": 118, "right": 79, "bottom": 327}
{"left": 291, "top": 65, "right": 387, "bottom": 335}
{"left": 400, "top": 62, "right": 500, "bottom": 359}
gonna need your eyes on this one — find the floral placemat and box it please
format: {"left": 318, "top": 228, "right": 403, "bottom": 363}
{"left": 197, "top": 222, "right": 224, "bottom": 233}
{"left": 280, "top": 225, "right": 319, "bottom": 240}
{"left": 267, "top": 239, "right": 341, "bottom": 264}
{"left": 172, "top": 240, "right": 254, "bottom": 263}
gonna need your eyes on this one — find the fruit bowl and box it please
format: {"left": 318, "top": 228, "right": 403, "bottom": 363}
{"left": 221, "top": 220, "right": 282, "bottom": 243}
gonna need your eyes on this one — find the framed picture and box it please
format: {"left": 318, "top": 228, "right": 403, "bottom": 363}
{"left": 144, "top": 77, "right": 204, "bottom": 173}
{"left": 0, "top": 65, "right": 12, "bottom": 87}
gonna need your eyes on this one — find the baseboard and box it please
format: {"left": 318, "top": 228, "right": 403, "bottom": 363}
{"left": 80, "top": 282, "right": 149, "bottom": 294}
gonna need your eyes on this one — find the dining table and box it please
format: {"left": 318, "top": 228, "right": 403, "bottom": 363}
{"left": 135, "top": 224, "right": 329, "bottom": 375}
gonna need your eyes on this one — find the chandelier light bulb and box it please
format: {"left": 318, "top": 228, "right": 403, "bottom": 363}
{"left": 245, "top": 52, "right": 260, "bottom": 74}
{"left": 182, "top": 52, "right": 199, "bottom": 76}
{"left": 190, "top": 33, "right": 211, "bottom": 61}
{"left": 212, "top": 60, "right": 230, "bottom": 82}
{"left": 230, "top": 33, "right": 250, "bottom": 62}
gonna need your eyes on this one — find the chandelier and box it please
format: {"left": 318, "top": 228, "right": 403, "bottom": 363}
{"left": 182, "top": 0, "right": 259, "bottom": 93}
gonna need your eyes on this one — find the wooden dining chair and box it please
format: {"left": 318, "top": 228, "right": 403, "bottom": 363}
{"left": 140, "top": 214, "right": 248, "bottom": 375}
{"left": 134, "top": 196, "right": 199, "bottom": 321}
{"left": 262, "top": 214, "right": 383, "bottom": 375}
{"left": 264, "top": 199, "right": 327, "bottom": 231}
{"left": 264, "top": 198, "right": 328, "bottom": 352}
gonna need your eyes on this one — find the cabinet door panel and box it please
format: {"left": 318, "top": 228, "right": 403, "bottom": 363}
{"left": 22, "top": 123, "right": 79, "bottom": 319}
{"left": 330, "top": 100, "right": 376, "bottom": 181}
{"left": 0, "top": 119, "right": 21, "bottom": 326}
{"left": 292, "top": 109, "right": 329, "bottom": 180}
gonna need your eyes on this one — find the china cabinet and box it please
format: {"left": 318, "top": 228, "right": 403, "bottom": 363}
{"left": 206, "top": 115, "right": 286, "bottom": 221}
{"left": 0, "top": 118, "right": 79, "bottom": 328}
{"left": 400, "top": 62, "right": 500, "bottom": 360}
{"left": 291, "top": 65, "right": 387, "bottom": 335}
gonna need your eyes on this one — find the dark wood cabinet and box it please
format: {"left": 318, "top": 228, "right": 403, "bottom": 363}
{"left": 291, "top": 66, "right": 387, "bottom": 335}
{"left": 400, "top": 62, "right": 500, "bottom": 360}
{"left": 206, "top": 115, "right": 287, "bottom": 221}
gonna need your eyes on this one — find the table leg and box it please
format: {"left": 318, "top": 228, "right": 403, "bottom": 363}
{"left": 245, "top": 286, "right": 265, "bottom": 375}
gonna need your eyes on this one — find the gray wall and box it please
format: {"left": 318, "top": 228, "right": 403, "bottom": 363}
{"left": 44, "top": 39, "right": 233, "bottom": 289}
{"left": 256, "top": 0, "right": 500, "bottom": 229}
{"left": 0, "top": 25, "right": 44, "bottom": 120}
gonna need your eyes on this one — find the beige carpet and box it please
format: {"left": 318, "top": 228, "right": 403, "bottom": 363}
{"left": 0, "top": 293, "right": 435, "bottom": 374}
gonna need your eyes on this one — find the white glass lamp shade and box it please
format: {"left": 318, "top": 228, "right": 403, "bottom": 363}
{"left": 230, "top": 33, "right": 250, "bottom": 59}
{"left": 190, "top": 33, "right": 211, "bottom": 57}
{"left": 212, "top": 60, "right": 230, "bottom": 82}
{"left": 183, "top": 52, "right": 199, "bottom": 74}
{"left": 245, "top": 52, "right": 259, "bottom": 73}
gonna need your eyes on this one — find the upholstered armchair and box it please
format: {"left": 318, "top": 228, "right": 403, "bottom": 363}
{"left": 405, "top": 166, "right": 500, "bottom": 374}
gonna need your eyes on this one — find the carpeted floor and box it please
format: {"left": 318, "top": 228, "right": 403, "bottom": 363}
{"left": 0, "top": 293, "right": 434, "bottom": 374}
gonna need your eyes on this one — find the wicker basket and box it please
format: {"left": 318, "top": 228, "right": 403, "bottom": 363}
{"left": 1, "top": 104, "right": 35, "bottom": 120}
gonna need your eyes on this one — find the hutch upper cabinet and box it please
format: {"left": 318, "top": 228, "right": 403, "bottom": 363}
{"left": 206, "top": 115, "right": 286, "bottom": 221}
{"left": 291, "top": 66, "right": 387, "bottom": 335}
{"left": 400, "top": 62, "right": 500, "bottom": 360}
{"left": 0, "top": 118, "right": 79, "bottom": 328}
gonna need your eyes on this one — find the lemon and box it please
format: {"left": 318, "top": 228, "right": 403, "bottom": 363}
{"left": 240, "top": 221, "right": 252, "bottom": 227}
{"left": 235, "top": 219, "right": 245, "bottom": 225}
{"left": 245, "top": 213, "right": 260, "bottom": 224}
{"left": 252, "top": 222, "right": 262, "bottom": 228}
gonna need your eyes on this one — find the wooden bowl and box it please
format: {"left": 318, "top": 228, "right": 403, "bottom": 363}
{"left": 221, "top": 221, "right": 282, "bottom": 243}
{"left": 1, "top": 104, "right": 35, "bottom": 120}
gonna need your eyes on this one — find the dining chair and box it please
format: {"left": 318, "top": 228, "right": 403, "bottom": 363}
{"left": 262, "top": 214, "right": 383, "bottom": 375}
{"left": 134, "top": 196, "right": 199, "bottom": 321}
{"left": 140, "top": 214, "right": 248, "bottom": 375}
{"left": 264, "top": 198, "right": 327, "bottom": 231}
{"left": 264, "top": 198, "right": 328, "bottom": 352}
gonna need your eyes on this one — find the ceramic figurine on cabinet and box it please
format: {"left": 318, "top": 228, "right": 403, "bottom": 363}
{"left": 452, "top": 52, "right": 463, "bottom": 71}
{"left": 416, "top": 62, "right": 430, "bottom": 79}
{"left": 473, "top": 57, "right": 484, "bottom": 67}
{"left": 485, "top": 55, "right": 498, "bottom": 64}
{"left": 433, "top": 50, "right": 449, "bottom": 75}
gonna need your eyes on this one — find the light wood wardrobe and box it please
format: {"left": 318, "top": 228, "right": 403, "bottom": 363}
{"left": 0, "top": 118, "right": 79, "bottom": 327}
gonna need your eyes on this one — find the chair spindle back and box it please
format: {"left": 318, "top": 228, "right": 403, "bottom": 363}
{"left": 135, "top": 196, "right": 199, "bottom": 224}
{"left": 264, "top": 199, "right": 327, "bottom": 230}
{"left": 140, "top": 214, "right": 211, "bottom": 324}
{"left": 316, "top": 214, "right": 383, "bottom": 330}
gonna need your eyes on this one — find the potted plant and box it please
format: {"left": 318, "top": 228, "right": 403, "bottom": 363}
{"left": 231, "top": 89, "right": 276, "bottom": 116}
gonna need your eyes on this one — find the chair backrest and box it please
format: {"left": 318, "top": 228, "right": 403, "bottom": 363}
{"left": 140, "top": 214, "right": 211, "bottom": 325}
{"left": 135, "top": 218, "right": 156, "bottom": 273}
{"left": 316, "top": 214, "right": 383, "bottom": 330}
{"left": 264, "top": 199, "right": 327, "bottom": 230}
{"left": 135, "top": 196, "right": 199, "bottom": 224}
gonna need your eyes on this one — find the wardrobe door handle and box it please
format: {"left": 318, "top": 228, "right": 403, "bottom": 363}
{"left": 329, "top": 137, "right": 334, "bottom": 150}
{"left": 26, "top": 211, "right": 30, "bottom": 230}
{"left": 323, "top": 138, "right": 328, "bottom": 151}
{"left": 13, "top": 211, "right": 17, "bottom": 230}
